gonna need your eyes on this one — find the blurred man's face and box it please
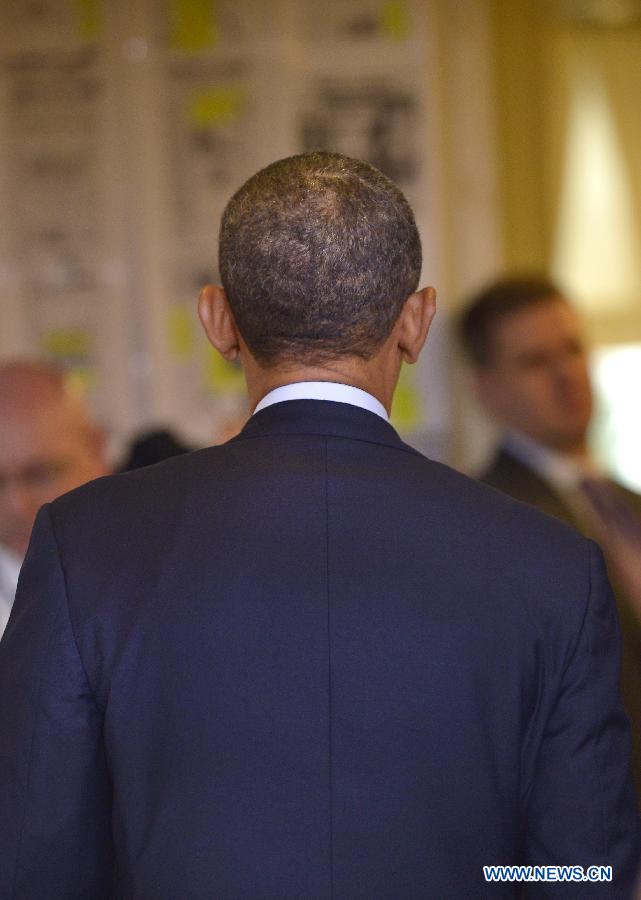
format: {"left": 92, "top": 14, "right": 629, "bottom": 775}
{"left": 476, "top": 298, "right": 593, "bottom": 454}
{"left": 0, "top": 400, "right": 106, "bottom": 557}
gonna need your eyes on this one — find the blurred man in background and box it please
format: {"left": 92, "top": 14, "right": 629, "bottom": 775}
{"left": 0, "top": 360, "right": 108, "bottom": 637}
{"left": 460, "top": 275, "right": 641, "bottom": 801}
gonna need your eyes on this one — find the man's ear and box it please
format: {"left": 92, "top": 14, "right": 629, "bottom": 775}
{"left": 397, "top": 287, "right": 436, "bottom": 364}
{"left": 198, "top": 285, "right": 240, "bottom": 362}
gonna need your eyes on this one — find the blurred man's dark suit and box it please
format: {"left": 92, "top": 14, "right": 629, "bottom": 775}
{"left": 483, "top": 443, "right": 641, "bottom": 807}
{"left": 1, "top": 399, "right": 639, "bottom": 898}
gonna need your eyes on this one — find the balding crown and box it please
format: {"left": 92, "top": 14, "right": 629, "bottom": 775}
{"left": 0, "top": 359, "right": 87, "bottom": 420}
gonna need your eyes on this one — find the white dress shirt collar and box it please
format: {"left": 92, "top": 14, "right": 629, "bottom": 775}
{"left": 503, "top": 428, "right": 601, "bottom": 494}
{"left": 253, "top": 381, "right": 389, "bottom": 421}
{"left": 0, "top": 544, "right": 21, "bottom": 639}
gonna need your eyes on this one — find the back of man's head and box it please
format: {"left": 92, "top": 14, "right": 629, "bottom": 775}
{"left": 458, "top": 275, "right": 563, "bottom": 368}
{"left": 0, "top": 360, "right": 107, "bottom": 557}
{"left": 218, "top": 152, "right": 422, "bottom": 367}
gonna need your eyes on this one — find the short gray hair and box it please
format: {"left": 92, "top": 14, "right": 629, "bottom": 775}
{"left": 218, "top": 152, "right": 422, "bottom": 366}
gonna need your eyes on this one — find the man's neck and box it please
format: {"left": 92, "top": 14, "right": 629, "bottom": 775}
{"left": 551, "top": 439, "right": 591, "bottom": 463}
{"left": 505, "top": 427, "right": 590, "bottom": 460}
{"left": 244, "top": 356, "right": 399, "bottom": 419}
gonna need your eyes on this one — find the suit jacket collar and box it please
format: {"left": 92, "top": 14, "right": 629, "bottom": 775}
{"left": 485, "top": 445, "right": 582, "bottom": 529}
{"left": 234, "top": 399, "right": 416, "bottom": 455}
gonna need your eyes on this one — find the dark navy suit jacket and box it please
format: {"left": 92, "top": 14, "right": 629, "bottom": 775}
{"left": 0, "top": 400, "right": 639, "bottom": 898}
{"left": 482, "top": 445, "right": 641, "bottom": 811}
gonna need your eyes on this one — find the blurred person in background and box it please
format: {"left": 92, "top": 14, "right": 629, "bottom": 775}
{"left": 117, "top": 427, "right": 193, "bottom": 472}
{"left": 0, "top": 360, "right": 108, "bottom": 637}
{"left": 459, "top": 275, "right": 641, "bottom": 803}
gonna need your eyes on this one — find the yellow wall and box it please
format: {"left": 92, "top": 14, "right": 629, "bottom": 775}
{"left": 490, "top": 1, "right": 641, "bottom": 344}
{"left": 491, "top": 0, "right": 551, "bottom": 270}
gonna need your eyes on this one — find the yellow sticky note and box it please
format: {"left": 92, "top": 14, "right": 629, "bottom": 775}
{"left": 390, "top": 364, "right": 422, "bottom": 433}
{"left": 41, "top": 329, "right": 91, "bottom": 359}
{"left": 74, "top": 0, "right": 102, "bottom": 42}
{"left": 169, "top": 0, "right": 217, "bottom": 52}
{"left": 381, "top": 1, "right": 410, "bottom": 40}
{"left": 168, "top": 306, "right": 196, "bottom": 359}
{"left": 188, "top": 86, "right": 245, "bottom": 127}
{"left": 67, "top": 367, "right": 97, "bottom": 394}
{"left": 204, "top": 349, "right": 244, "bottom": 395}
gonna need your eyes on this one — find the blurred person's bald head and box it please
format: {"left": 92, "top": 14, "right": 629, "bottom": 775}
{"left": 0, "top": 360, "right": 108, "bottom": 557}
